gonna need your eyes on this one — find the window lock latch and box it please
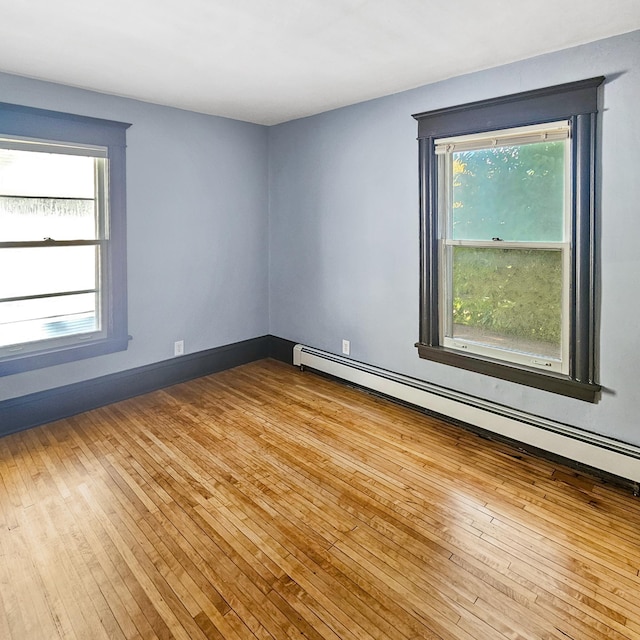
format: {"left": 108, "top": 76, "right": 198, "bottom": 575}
{"left": 492, "top": 237, "right": 503, "bottom": 242}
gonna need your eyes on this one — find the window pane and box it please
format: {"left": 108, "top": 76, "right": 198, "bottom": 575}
{"left": 450, "top": 247, "right": 562, "bottom": 359}
{"left": 451, "top": 140, "right": 565, "bottom": 242}
{"left": 0, "top": 293, "right": 98, "bottom": 347}
{"left": 0, "top": 148, "right": 98, "bottom": 242}
{"left": 0, "top": 196, "right": 96, "bottom": 241}
{"left": 0, "top": 149, "right": 95, "bottom": 198}
{"left": 0, "top": 246, "right": 98, "bottom": 299}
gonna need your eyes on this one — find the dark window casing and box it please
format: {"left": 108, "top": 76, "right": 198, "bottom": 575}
{"left": 0, "top": 102, "right": 131, "bottom": 376}
{"left": 413, "top": 78, "right": 604, "bottom": 402}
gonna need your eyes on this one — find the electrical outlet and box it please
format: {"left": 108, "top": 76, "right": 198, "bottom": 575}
{"left": 174, "top": 340, "right": 184, "bottom": 356}
{"left": 342, "top": 339, "right": 350, "bottom": 356}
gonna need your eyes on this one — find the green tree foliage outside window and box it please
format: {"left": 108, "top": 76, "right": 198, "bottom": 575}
{"left": 452, "top": 141, "right": 565, "bottom": 241}
{"left": 448, "top": 141, "right": 565, "bottom": 353}
{"left": 452, "top": 247, "right": 562, "bottom": 355}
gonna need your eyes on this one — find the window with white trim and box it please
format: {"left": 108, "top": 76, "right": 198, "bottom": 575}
{"left": 413, "top": 78, "right": 603, "bottom": 402}
{"left": 436, "top": 122, "right": 570, "bottom": 374}
{"left": 0, "top": 102, "right": 130, "bottom": 376}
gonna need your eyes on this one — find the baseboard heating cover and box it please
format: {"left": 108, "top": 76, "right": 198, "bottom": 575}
{"left": 293, "top": 344, "right": 640, "bottom": 484}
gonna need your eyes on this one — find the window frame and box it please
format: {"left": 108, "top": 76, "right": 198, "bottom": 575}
{"left": 437, "top": 121, "right": 571, "bottom": 374}
{"left": 413, "top": 78, "right": 604, "bottom": 402}
{"left": 0, "top": 101, "right": 131, "bottom": 376}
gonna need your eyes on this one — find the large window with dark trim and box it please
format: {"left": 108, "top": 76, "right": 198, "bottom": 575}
{"left": 0, "top": 102, "right": 130, "bottom": 376}
{"left": 413, "top": 78, "right": 603, "bottom": 402}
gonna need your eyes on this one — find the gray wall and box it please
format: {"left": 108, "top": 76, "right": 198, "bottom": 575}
{"left": 0, "top": 72, "right": 269, "bottom": 401}
{"left": 3, "top": 30, "right": 639, "bottom": 449}
{"left": 268, "top": 30, "right": 640, "bottom": 446}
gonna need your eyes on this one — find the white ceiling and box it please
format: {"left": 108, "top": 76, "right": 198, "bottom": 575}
{"left": 1, "top": 0, "right": 639, "bottom": 125}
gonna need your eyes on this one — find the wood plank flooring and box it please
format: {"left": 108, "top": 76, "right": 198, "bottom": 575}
{"left": 1, "top": 359, "right": 639, "bottom": 639}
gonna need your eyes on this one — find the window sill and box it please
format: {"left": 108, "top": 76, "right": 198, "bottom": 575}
{"left": 415, "top": 342, "right": 600, "bottom": 402}
{"left": 0, "top": 335, "right": 130, "bottom": 377}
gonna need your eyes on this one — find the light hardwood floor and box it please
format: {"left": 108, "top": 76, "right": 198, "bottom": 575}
{"left": 1, "top": 359, "right": 639, "bottom": 639}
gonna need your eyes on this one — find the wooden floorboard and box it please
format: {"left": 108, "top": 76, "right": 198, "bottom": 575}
{"left": 1, "top": 359, "right": 640, "bottom": 640}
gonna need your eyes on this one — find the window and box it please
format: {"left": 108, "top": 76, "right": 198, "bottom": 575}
{"left": 0, "top": 102, "right": 130, "bottom": 376}
{"left": 413, "top": 78, "right": 603, "bottom": 402}
{"left": 438, "top": 121, "right": 571, "bottom": 373}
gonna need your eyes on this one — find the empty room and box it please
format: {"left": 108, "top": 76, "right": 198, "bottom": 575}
{"left": 1, "top": 1, "right": 640, "bottom": 638}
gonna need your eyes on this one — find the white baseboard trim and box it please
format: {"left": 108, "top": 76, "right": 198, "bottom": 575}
{"left": 293, "top": 344, "right": 640, "bottom": 484}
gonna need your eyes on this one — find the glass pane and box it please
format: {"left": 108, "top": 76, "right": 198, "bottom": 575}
{"left": 0, "top": 246, "right": 98, "bottom": 299}
{"left": 0, "top": 148, "right": 95, "bottom": 198}
{"left": 450, "top": 247, "right": 562, "bottom": 359}
{"left": 451, "top": 140, "right": 565, "bottom": 242}
{"left": 0, "top": 293, "right": 98, "bottom": 347}
{"left": 0, "top": 196, "right": 96, "bottom": 241}
{"left": 0, "top": 148, "right": 97, "bottom": 241}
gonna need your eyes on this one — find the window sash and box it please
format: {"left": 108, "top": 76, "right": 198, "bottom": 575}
{"left": 439, "top": 242, "right": 570, "bottom": 374}
{"left": 0, "top": 144, "right": 108, "bottom": 354}
{"left": 435, "top": 121, "right": 570, "bottom": 154}
{"left": 437, "top": 122, "right": 572, "bottom": 375}
{"left": 0, "top": 135, "right": 108, "bottom": 158}
{"left": 438, "top": 130, "right": 571, "bottom": 244}
{"left": 0, "top": 245, "right": 107, "bottom": 354}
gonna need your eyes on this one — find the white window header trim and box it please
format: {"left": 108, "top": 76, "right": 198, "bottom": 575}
{"left": 435, "top": 120, "right": 570, "bottom": 154}
{"left": 0, "top": 135, "right": 108, "bottom": 158}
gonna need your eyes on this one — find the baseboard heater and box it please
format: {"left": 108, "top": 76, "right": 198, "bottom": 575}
{"left": 293, "top": 344, "right": 640, "bottom": 486}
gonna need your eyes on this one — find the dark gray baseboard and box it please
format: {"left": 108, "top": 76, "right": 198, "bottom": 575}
{"left": 0, "top": 334, "right": 297, "bottom": 437}
{"left": 268, "top": 335, "right": 297, "bottom": 364}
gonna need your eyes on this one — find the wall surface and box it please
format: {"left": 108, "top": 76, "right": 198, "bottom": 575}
{"left": 268, "top": 30, "right": 640, "bottom": 446}
{"left": 3, "top": 31, "right": 640, "bottom": 450}
{"left": 0, "top": 72, "right": 269, "bottom": 401}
